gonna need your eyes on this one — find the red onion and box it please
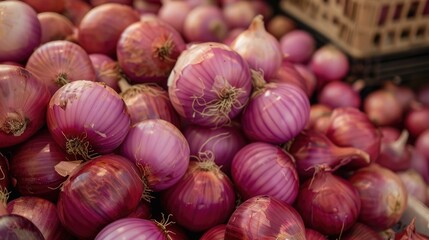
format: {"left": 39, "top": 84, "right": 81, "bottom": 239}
{"left": 310, "top": 45, "right": 350, "bottom": 82}
{"left": 241, "top": 72, "right": 310, "bottom": 144}
{"left": 22, "top": 0, "right": 65, "bottom": 13}
{"left": 317, "top": 81, "right": 361, "bottom": 109}
{"left": 384, "top": 82, "right": 416, "bottom": 110}
{"left": 225, "top": 195, "right": 306, "bottom": 239}
{"left": 398, "top": 169, "right": 427, "bottom": 203}
{"left": 117, "top": 15, "right": 186, "bottom": 84}
{"left": 363, "top": 88, "right": 403, "bottom": 126}
{"left": 267, "top": 15, "right": 296, "bottom": 40}
{"left": 7, "top": 196, "right": 71, "bottom": 240}
{"left": 405, "top": 106, "right": 429, "bottom": 138}
{"left": 183, "top": 124, "right": 247, "bottom": 176}
{"left": 325, "top": 107, "right": 382, "bottom": 166}
{"left": 0, "top": 153, "right": 9, "bottom": 192}
{"left": 349, "top": 164, "right": 408, "bottom": 231}
{"left": 280, "top": 30, "right": 316, "bottom": 64}
{"left": 37, "top": 12, "right": 75, "bottom": 44}
{"left": 231, "top": 142, "right": 299, "bottom": 204}
{"left": 376, "top": 129, "right": 411, "bottom": 171}
{"left": 0, "top": 65, "right": 51, "bottom": 148}
{"left": 0, "top": 214, "right": 44, "bottom": 240}
{"left": 183, "top": 5, "right": 228, "bottom": 43}
{"left": 395, "top": 218, "right": 429, "bottom": 240}
{"left": 294, "top": 63, "right": 317, "bottom": 98}
{"left": 78, "top": 3, "right": 140, "bottom": 56}
{"left": 289, "top": 129, "right": 370, "bottom": 180}
{"left": 0, "top": 1, "right": 41, "bottom": 63}
{"left": 89, "top": 54, "right": 122, "bottom": 92}
{"left": 120, "top": 119, "right": 190, "bottom": 191}
{"left": 222, "top": 0, "right": 257, "bottom": 29}
{"left": 271, "top": 60, "right": 309, "bottom": 97}
{"left": 46, "top": 80, "right": 131, "bottom": 160}
{"left": 160, "top": 160, "right": 236, "bottom": 232}
{"left": 90, "top": 0, "right": 133, "bottom": 6}
{"left": 200, "top": 224, "right": 226, "bottom": 240}
{"left": 157, "top": 1, "right": 192, "bottom": 34}
{"left": 305, "top": 228, "right": 327, "bottom": 240}
{"left": 230, "top": 15, "right": 282, "bottom": 79}
{"left": 57, "top": 154, "right": 144, "bottom": 239}
{"left": 342, "top": 223, "right": 383, "bottom": 240}
{"left": 410, "top": 146, "right": 429, "bottom": 184}
{"left": 168, "top": 42, "right": 252, "bottom": 128}
{"left": 416, "top": 129, "right": 429, "bottom": 162}
{"left": 62, "top": 0, "right": 92, "bottom": 25}
{"left": 26, "top": 40, "right": 96, "bottom": 95}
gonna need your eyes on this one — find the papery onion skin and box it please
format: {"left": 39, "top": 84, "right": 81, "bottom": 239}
{"left": 349, "top": 164, "right": 408, "bottom": 231}
{"left": 295, "top": 171, "right": 361, "bottom": 235}
{"left": 37, "top": 12, "right": 75, "bottom": 44}
{"left": 200, "top": 224, "right": 226, "bottom": 240}
{"left": 0, "top": 65, "right": 51, "bottom": 148}
{"left": 305, "top": 228, "right": 327, "bottom": 240}
{"left": 0, "top": 1, "right": 41, "bottom": 63}
{"left": 57, "top": 154, "right": 144, "bottom": 239}
{"left": 394, "top": 218, "right": 429, "bottom": 240}
{"left": 89, "top": 54, "right": 122, "bottom": 92}
{"left": 225, "top": 195, "right": 306, "bottom": 240}
{"left": 0, "top": 214, "right": 45, "bottom": 240}
{"left": 120, "top": 119, "right": 190, "bottom": 191}
{"left": 341, "top": 223, "right": 383, "bottom": 240}
{"left": 7, "top": 196, "right": 71, "bottom": 240}
{"left": 168, "top": 42, "right": 252, "bottom": 128}
{"left": 160, "top": 161, "right": 236, "bottom": 232}
{"left": 95, "top": 218, "right": 170, "bottom": 240}
{"left": 26, "top": 40, "right": 97, "bottom": 95}
{"left": 46, "top": 80, "right": 131, "bottom": 160}
{"left": 231, "top": 142, "right": 299, "bottom": 204}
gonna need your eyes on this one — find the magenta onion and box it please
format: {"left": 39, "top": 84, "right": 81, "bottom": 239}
{"left": 310, "top": 45, "right": 349, "bottom": 81}
{"left": 280, "top": 30, "right": 316, "bottom": 64}
{"left": 157, "top": 1, "right": 192, "bottom": 34}
{"left": 0, "top": 214, "right": 44, "bottom": 240}
{"left": 405, "top": 106, "right": 429, "bottom": 138}
{"left": 9, "top": 130, "right": 69, "bottom": 201}
{"left": 78, "top": 3, "right": 140, "bottom": 56}
{"left": 120, "top": 119, "right": 190, "bottom": 191}
{"left": 37, "top": 12, "right": 75, "bottom": 44}
{"left": 160, "top": 161, "right": 236, "bottom": 232}
{"left": 230, "top": 15, "right": 282, "bottom": 79}
{"left": 342, "top": 223, "right": 383, "bottom": 240}
{"left": 305, "top": 228, "right": 327, "bottom": 240}
{"left": 7, "top": 196, "right": 71, "bottom": 240}
{"left": 376, "top": 129, "right": 411, "bottom": 171}
{"left": 0, "top": 1, "right": 41, "bottom": 63}
{"left": 26, "top": 40, "right": 96, "bottom": 95}
{"left": 241, "top": 72, "right": 310, "bottom": 144}
{"left": 271, "top": 60, "right": 309, "bottom": 97}
{"left": 363, "top": 88, "right": 403, "bottom": 126}
{"left": 47, "top": 80, "right": 130, "bottom": 160}
{"left": 117, "top": 15, "right": 186, "bottom": 84}
{"left": 200, "top": 224, "right": 226, "bottom": 240}
{"left": 89, "top": 54, "right": 122, "bottom": 92}
{"left": 222, "top": 1, "right": 257, "bottom": 29}
{"left": 398, "top": 169, "right": 427, "bottom": 203}
{"left": 0, "top": 65, "right": 51, "bottom": 148}
{"left": 183, "top": 5, "right": 228, "bottom": 43}
{"left": 57, "top": 154, "right": 144, "bottom": 239}
{"left": 349, "top": 164, "right": 408, "bottom": 230}
{"left": 317, "top": 81, "right": 361, "bottom": 109}
{"left": 62, "top": 0, "right": 92, "bottom": 25}
{"left": 289, "top": 129, "right": 370, "bottom": 180}
{"left": 416, "top": 129, "right": 429, "bottom": 163}
{"left": 325, "top": 107, "right": 382, "bottom": 166}
{"left": 231, "top": 142, "right": 299, "bottom": 204}
{"left": 168, "top": 42, "right": 252, "bottom": 128}
{"left": 183, "top": 124, "right": 247, "bottom": 176}
{"left": 225, "top": 195, "right": 306, "bottom": 239}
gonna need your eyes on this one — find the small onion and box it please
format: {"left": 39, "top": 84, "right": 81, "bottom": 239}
{"left": 37, "top": 12, "right": 75, "bottom": 44}
{"left": 310, "top": 44, "right": 349, "bottom": 82}
{"left": 306, "top": 103, "right": 332, "bottom": 131}
{"left": 342, "top": 223, "right": 383, "bottom": 240}
{"left": 280, "top": 30, "right": 316, "bottom": 64}
{"left": 267, "top": 15, "right": 296, "bottom": 40}
{"left": 46, "top": 80, "right": 131, "bottom": 160}
{"left": 222, "top": 0, "right": 257, "bottom": 29}
{"left": 317, "top": 81, "right": 361, "bottom": 109}
{"left": 200, "top": 224, "right": 226, "bottom": 240}
{"left": 231, "top": 142, "right": 299, "bottom": 204}
{"left": 0, "top": 65, "right": 51, "bottom": 148}
{"left": 0, "top": 214, "right": 44, "bottom": 240}
{"left": 57, "top": 154, "right": 144, "bottom": 239}
{"left": 160, "top": 161, "right": 236, "bottom": 232}
{"left": 120, "top": 119, "right": 190, "bottom": 191}
{"left": 305, "top": 228, "right": 327, "bottom": 240}
{"left": 363, "top": 88, "right": 403, "bottom": 126}
{"left": 225, "top": 195, "right": 306, "bottom": 239}
{"left": 89, "top": 54, "right": 122, "bottom": 92}
{"left": 26, "top": 40, "right": 97, "bottom": 95}
{"left": 405, "top": 106, "right": 429, "bottom": 138}
{"left": 157, "top": 1, "right": 192, "bottom": 34}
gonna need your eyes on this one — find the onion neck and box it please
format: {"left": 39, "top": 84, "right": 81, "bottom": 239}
{"left": 64, "top": 134, "right": 95, "bottom": 160}
{"left": 1, "top": 112, "right": 27, "bottom": 136}
{"left": 194, "top": 151, "right": 222, "bottom": 173}
{"left": 154, "top": 35, "right": 175, "bottom": 63}
{"left": 249, "top": 15, "right": 265, "bottom": 35}
{"left": 389, "top": 130, "right": 409, "bottom": 154}
{"left": 56, "top": 72, "right": 69, "bottom": 87}
{"left": 250, "top": 69, "right": 267, "bottom": 94}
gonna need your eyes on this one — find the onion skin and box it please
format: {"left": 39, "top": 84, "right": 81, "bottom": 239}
{"left": 0, "top": 65, "right": 51, "bottom": 148}
{"left": 26, "top": 40, "right": 97, "bottom": 95}
{"left": 0, "top": 214, "right": 45, "bottom": 240}
{"left": 225, "top": 195, "right": 306, "bottom": 240}
{"left": 294, "top": 63, "right": 317, "bottom": 98}
{"left": 37, "top": 12, "right": 75, "bottom": 44}
{"left": 200, "top": 224, "right": 226, "bottom": 240}
{"left": 160, "top": 161, "right": 236, "bottom": 232}
{"left": 90, "top": 0, "right": 133, "bottom": 6}
{"left": 57, "top": 154, "right": 144, "bottom": 239}
{"left": 95, "top": 218, "right": 172, "bottom": 240}
{"left": 305, "top": 228, "right": 327, "bottom": 240}
{"left": 395, "top": 218, "right": 429, "bottom": 240}
{"left": 342, "top": 223, "right": 383, "bottom": 240}
{"left": 410, "top": 146, "right": 429, "bottom": 184}
{"left": 349, "top": 164, "right": 408, "bottom": 231}
{"left": 306, "top": 103, "right": 332, "bottom": 131}
{"left": 231, "top": 142, "right": 299, "bottom": 204}
{"left": 416, "top": 129, "right": 429, "bottom": 164}
{"left": 127, "top": 200, "right": 152, "bottom": 219}
{"left": 0, "top": 1, "right": 41, "bottom": 63}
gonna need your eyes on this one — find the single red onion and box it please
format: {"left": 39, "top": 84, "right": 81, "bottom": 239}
{"left": 376, "top": 129, "right": 411, "bottom": 171}
{"left": 119, "top": 119, "right": 190, "bottom": 191}
{"left": 78, "top": 3, "right": 140, "bottom": 56}
{"left": 280, "top": 30, "right": 316, "bottom": 64}
{"left": 0, "top": 1, "right": 41, "bottom": 63}
{"left": 305, "top": 228, "right": 327, "bottom": 240}
{"left": 117, "top": 15, "right": 186, "bottom": 84}
{"left": 90, "top": 0, "right": 133, "bottom": 6}
{"left": 325, "top": 107, "right": 382, "bottom": 166}
{"left": 89, "top": 54, "right": 122, "bottom": 92}
{"left": 349, "top": 164, "right": 408, "bottom": 231}
{"left": 415, "top": 129, "right": 429, "bottom": 162}
{"left": 0, "top": 153, "right": 9, "bottom": 192}
{"left": 157, "top": 1, "right": 192, "bottom": 34}
{"left": 405, "top": 105, "right": 429, "bottom": 138}
{"left": 21, "top": 0, "right": 65, "bottom": 12}
{"left": 0, "top": 214, "right": 45, "bottom": 240}
{"left": 183, "top": 5, "right": 228, "bottom": 42}
{"left": 57, "top": 154, "right": 144, "bottom": 239}
{"left": 183, "top": 124, "right": 247, "bottom": 176}
{"left": 168, "top": 42, "right": 252, "bottom": 128}
{"left": 222, "top": 0, "right": 257, "bottom": 29}
{"left": 289, "top": 129, "right": 370, "bottom": 180}
{"left": 310, "top": 45, "right": 350, "bottom": 82}
{"left": 306, "top": 104, "right": 332, "bottom": 131}
{"left": 395, "top": 218, "right": 429, "bottom": 240}
{"left": 0, "top": 65, "right": 51, "bottom": 148}
{"left": 231, "top": 142, "right": 299, "bottom": 204}
{"left": 62, "top": 0, "right": 92, "bottom": 25}
{"left": 363, "top": 88, "right": 403, "bottom": 126}
{"left": 225, "top": 195, "right": 306, "bottom": 239}
{"left": 317, "top": 81, "right": 361, "bottom": 109}
{"left": 160, "top": 160, "right": 236, "bottom": 232}
{"left": 26, "top": 40, "right": 97, "bottom": 95}
{"left": 294, "top": 63, "right": 317, "bottom": 98}
{"left": 46, "top": 80, "right": 131, "bottom": 160}
{"left": 271, "top": 60, "right": 309, "bottom": 97}
{"left": 410, "top": 146, "right": 429, "bottom": 184}
{"left": 241, "top": 71, "right": 310, "bottom": 144}
{"left": 267, "top": 15, "right": 296, "bottom": 40}
{"left": 7, "top": 196, "right": 71, "bottom": 240}
{"left": 342, "top": 223, "right": 383, "bottom": 240}
{"left": 200, "top": 224, "right": 226, "bottom": 240}
{"left": 230, "top": 15, "right": 282, "bottom": 80}
{"left": 398, "top": 169, "right": 427, "bottom": 203}
{"left": 37, "top": 12, "right": 75, "bottom": 44}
